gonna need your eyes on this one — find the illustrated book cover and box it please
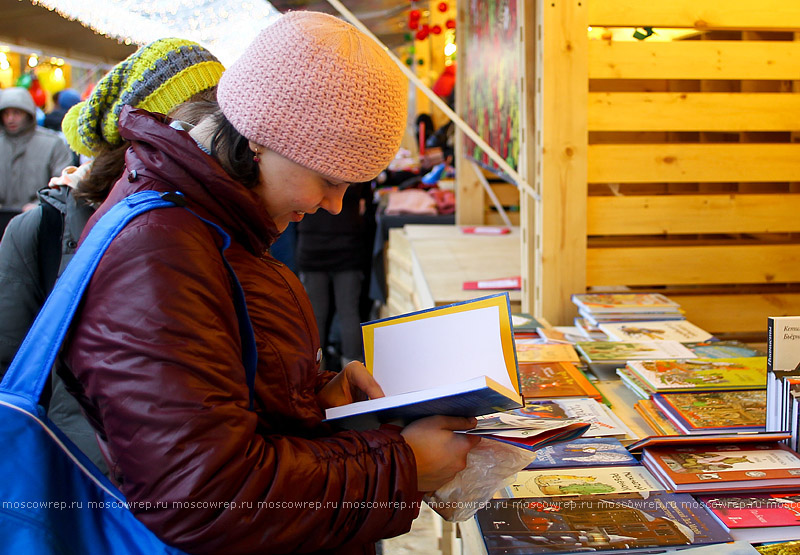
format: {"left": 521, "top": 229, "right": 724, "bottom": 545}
{"left": 575, "top": 340, "right": 696, "bottom": 380}
{"left": 518, "top": 361, "right": 602, "bottom": 400}
{"left": 514, "top": 339, "right": 579, "bottom": 363}
{"left": 652, "top": 390, "right": 766, "bottom": 435}
{"left": 642, "top": 442, "right": 800, "bottom": 492}
{"left": 598, "top": 320, "right": 713, "bottom": 343}
{"left": 624, "top": 357, "right": 767, "bottom": 394}
{"left": 685, "top": 340, "right": 766, "bottom": 359}
{"left": 476, "top": 491, "right": 732, "bottom": 554}
{"left": 522, "top": 437, "right": 636, "bottom": 470}
{"left": 324, "top": 293, "right": 522, "bottom": 429}
{"left": 502, "top": 398, "right": 636, "bottom": 439}
{"left": 571, "top": 293, "right": 682, "bottom": 313}
{"left": 625, "top": 431, "right": 793, "bottom": 454}
{"left": 634, "top": 399, "right": 681, "bottom": 436}
{"left": 503, "top": 466, "right": 664, "bottom": 498}
{"left": 697, "top": 492, "right": 800, "bottom": 543}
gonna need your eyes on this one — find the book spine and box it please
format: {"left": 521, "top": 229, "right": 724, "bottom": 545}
{"left": 768, "top": 316, "right": 775, "bottom": 373}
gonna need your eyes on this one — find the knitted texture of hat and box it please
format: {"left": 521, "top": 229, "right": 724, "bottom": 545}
{"left": 63, "top": 38, "right": 224, "bottom": 157}
{"left": 0, "top": 87, "right": 36, "bottom": 117}
{"left": 217, "top": 11, "right": 408, "bottom": 183}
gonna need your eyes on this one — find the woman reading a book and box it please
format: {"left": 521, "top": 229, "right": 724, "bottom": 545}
{"left": 57, "top": 12, "right": 479, "bottom": 554}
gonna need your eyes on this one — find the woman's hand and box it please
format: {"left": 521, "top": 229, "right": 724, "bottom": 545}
{"left": 316, "top": 360, "right": 385, "bottom": 410}
{"left": 400, "top": 415, "right": 481, "bottom": 493}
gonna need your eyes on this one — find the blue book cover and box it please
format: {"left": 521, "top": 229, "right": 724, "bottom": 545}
{"left": 476, "top": 491, "right": 732, "bottom": 554}
{"left": 524, "top": 437, "right": 637, "bottom": 469}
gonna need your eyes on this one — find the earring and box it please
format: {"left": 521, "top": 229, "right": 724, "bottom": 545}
{"left": 253, "top": 148, "right": 260, "bottom": 163}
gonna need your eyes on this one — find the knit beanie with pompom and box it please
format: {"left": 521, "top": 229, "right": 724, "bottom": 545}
{"left": 217, "top": 11, "right": 408, "bottom": 184}
{"left": 63, "top": 38, "right": 224, "bottom": 157}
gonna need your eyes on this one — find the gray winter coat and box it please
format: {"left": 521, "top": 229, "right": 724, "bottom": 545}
{"left": 0, "top": 185, "right": 103, "bottom": 470}
{"left": 0, "top": 88, "right": 73, "bottom": 209}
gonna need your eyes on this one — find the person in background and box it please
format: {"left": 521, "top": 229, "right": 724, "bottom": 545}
{"left": 296, "top": 181, "right": 373, "bottom": 370}
{"left": 0, "top": 38, "right": 224, "bottom": 473}
{"left": 58, "top": 11, "right": 479, "bottom": 554}
{"left": 0, "top": 87, "right": 73, "bottom": 210}
{"left": 43, "top": 88, "right": 81, "bottom": 133}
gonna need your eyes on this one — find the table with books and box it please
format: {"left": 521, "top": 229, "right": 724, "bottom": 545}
{"left": 444, "top": 293, "right": 800, "bottom": 555}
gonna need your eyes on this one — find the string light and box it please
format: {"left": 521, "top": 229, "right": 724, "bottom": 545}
{"left": 27, "top": 0, "right": 281, "bottom": 65}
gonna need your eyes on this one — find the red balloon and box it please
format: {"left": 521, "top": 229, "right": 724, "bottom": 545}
{"left": 409, "top": 9, "right": 421, "bottom": 19}
{"left": 438, "top": 2, "right": 448, "bottom": 12}
{"left": 31, "top": 87, "right": 46, "bottom": 108}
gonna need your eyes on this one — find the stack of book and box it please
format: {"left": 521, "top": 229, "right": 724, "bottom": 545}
{"left": 622, "top": 434, "right": 800, "bottom": 544}
{"left": 766, "top": 316, "right": 800, "bottom": 451}
{"left": 571, "top": 292, "right": 685, "bottom": 327}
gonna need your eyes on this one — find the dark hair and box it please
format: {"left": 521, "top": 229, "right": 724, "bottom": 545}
{"left": 207, "top": 108, "right": 260, "bottom": 189}
{"left": 73, "top": 87, "right": 221, "bottom": 205}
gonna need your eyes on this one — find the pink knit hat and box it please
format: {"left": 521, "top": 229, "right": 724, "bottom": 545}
{"left": 217, "top": 11, "right": 408, "bottom": 183}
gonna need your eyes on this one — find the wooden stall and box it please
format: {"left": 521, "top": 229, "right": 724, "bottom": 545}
{"left": 448, "top": 0, "right": 800, "bottom": 339}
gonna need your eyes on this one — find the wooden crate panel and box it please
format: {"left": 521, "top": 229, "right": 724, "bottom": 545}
{"left": 589, "top": 41, "right": 800, "bottom": 80}
{"left": 589, "top": 93, "right": 800, "bottom": 132}
{"left": 588, "top": 0, "right": 800, "bottom": 30}
{"left": 588, "top": 143, "right": 800, "bottom": 183}
{"left": 587, "top": 244, "right": 800, "bottom": 286}
{"left": 670, "top": 292, "right": 800, "bottom": 334}
{"left": 588, "top": 194, "right": 800, "bottom": 235}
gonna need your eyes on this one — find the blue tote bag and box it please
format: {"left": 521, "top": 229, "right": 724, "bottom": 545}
{"left": 0, "top": 191, "right": 256, "bottom": 554}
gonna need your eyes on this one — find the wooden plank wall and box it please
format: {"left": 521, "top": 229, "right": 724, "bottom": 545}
{"left": 585, "top": 0, "right": 800, "bottom": 337}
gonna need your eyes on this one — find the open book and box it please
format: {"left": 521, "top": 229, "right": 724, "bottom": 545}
{"left": 324, "top": 293, "right": 523, "bottom": 430}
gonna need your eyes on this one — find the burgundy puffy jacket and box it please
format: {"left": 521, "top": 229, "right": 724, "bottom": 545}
{"left": 59, "top": 108, "right": 420, "bottom": 554}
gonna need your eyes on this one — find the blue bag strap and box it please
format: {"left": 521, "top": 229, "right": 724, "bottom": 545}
{"left": 0, "top": 190, "right": 257, "bottom": 411}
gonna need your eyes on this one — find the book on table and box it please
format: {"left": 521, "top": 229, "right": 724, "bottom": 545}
{"left": 641, "top": 441, "right": 800, "bottom": 493}
{"left": 571, "top": 292, "right": 682, "bottom": 313}
{"left": 633, "top": 399, "right": 681, "bottom": 436}
{"left": 502, "top": 465, "right": 664, "bottom": 498}
{"left": 684, "top": 340, "right": 766, "bottom": 359}
{"left": 518, "top": 361, "right": 602, "bottom": 400}
{"left": 513, "top": 339, "right": 579, "bottom": 363}
{"left": 574, "top": 340, "right": 696, "bottom": 380}
{"left": 697, "top": 492, "right": 800, "bottom": 543}
{"left": 651, "top": 390, "right": 766, "bottom": 435}
{"left": 598, "top": 319, "right": 713, "bottom": 343}
{"left": 324, "top": 293, "right": 523, "bottom": 430}
{"left": 499, "top": 398, "right": 637, "bottom": 439}
{"left": 625, "top": 431, "right": 792, "bottom": 454}
{"left": 768, "top": 315, "right": 800, "bottom": 372}
{"left": 522, "top": 437, "right": 637, "bottom": 470}
{"left": 624, "top": 357, "right": 767, "bottom": 394}
{"left": 475, "top": 491, "right": 732, "bottom": 554}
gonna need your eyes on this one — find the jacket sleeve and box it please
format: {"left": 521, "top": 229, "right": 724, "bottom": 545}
{"left": 0, "top": 208, "right": 44, "bottom": 376}
{"left": 63, "top": 216, "right": 421, "bottom": 554}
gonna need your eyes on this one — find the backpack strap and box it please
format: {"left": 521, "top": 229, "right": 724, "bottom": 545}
{"left": 38, "top": 200, "right": 63, "bottom": 298}
{"left": 0, "top": 191, "right": 257, "bottom": 412}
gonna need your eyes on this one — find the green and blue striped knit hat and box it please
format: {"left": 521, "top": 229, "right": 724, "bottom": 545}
{"left": 63, "top": 38, "right": 224, "bottom": 157}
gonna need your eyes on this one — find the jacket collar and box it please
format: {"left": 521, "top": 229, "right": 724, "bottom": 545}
{"left": 117, "top": 106, "right": 278, "bottom": 255}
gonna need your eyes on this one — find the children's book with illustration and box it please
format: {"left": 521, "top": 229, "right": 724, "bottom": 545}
{"left": 460, "top": 417, "right": 590, "bottom": 452}
{"left": 324, "top": 293, "right": 523, "bottom": 429}
{"left": 697, "top": 492, "right": 800, "bottom": 543}
{"left": 518, "top": 361, "right": 602, "bottom": 400}
{"left": 599, "top": 320, "right": 713, "bottom": 343}
{"left": 476, "top": 491, "right": 732, "bottom": 554}
{"left": 625, "top": 431, "right": 792, "bottom": 454}
{"left": 510, "top": 312, "right": 549, "bottom": 335}
{"left": 513, "top": 339, "right": 579, "bottom": 363}
{"left": 503, "top": 466, "right": 664, "bottom": 498}
{"left": 685, "top": 340, "right": 766, "bottom": 359}
{"left": 503, "top": 398, "right": 637, "bottom": 439}
{"left": 625, "top": 357, "right": 767, "bottom": 394}
{"left": 522, "top": 437, "right": 636, "bottom": 470}
{"left": 571, "top": 293, "right": 682, "bottom": 314}
{"left": 652, "top": 390, "right": 766, "bottom": 434}
{"left": 634, "top": 399, "right": 681, "bottom": 436}
{"left": 575, "top": 340, "right": 697, "bottom": 380}
{"left": 642, "top": 442, "right": 800, "bottom": 493}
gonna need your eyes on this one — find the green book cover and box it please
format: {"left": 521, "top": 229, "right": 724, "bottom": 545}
{"left": 626, "top": 357, "right": 767, "bottom": 393}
